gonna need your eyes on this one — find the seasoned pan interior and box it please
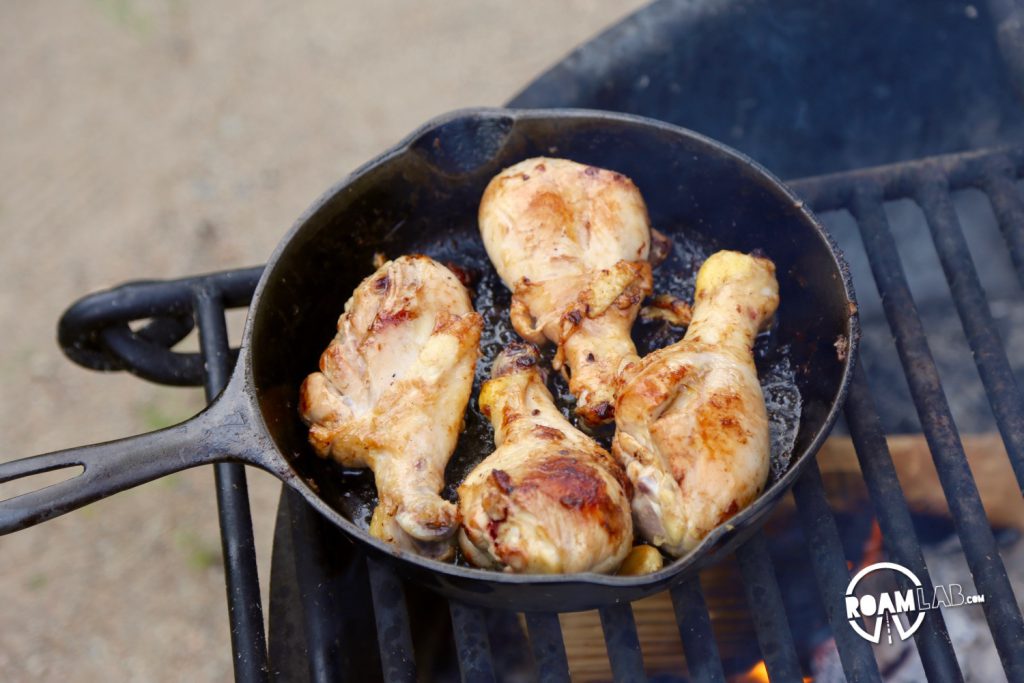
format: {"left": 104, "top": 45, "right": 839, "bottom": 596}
{"left": 249, "top": 111, "right": 853, "bottom": 568}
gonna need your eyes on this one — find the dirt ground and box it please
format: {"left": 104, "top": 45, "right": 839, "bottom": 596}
{"left": 0, "top": 1, "right": 646, "bottom": 680}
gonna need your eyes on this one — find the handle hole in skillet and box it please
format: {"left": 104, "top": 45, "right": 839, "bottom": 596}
{"left": 0, "top": 464, "right": 84, "bottom": 502}
{"left": 410, "top": 114, "right": 515, "bottom": 176}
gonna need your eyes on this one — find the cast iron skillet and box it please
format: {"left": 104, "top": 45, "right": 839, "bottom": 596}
{"left": 0, "top": 108, "right": 858, "bottom": 612}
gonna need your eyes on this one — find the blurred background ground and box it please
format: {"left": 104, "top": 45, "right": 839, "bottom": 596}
{"left": 0, "top": 1, "right": 647, "bottom": 679}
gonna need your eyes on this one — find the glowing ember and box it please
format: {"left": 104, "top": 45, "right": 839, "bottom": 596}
{"left": 732, "top": 659, "right": 812, "bottom": 682}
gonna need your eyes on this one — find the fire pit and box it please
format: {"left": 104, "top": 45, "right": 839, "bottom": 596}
{"left": 11, "top": 0, "right": 1024, "bottom": 680}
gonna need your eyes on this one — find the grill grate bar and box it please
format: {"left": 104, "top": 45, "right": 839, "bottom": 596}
{"left": 58, "top": 266, "right": 263, "bottom": 386}
{"left": 915, "top": 173, "right": 1024, "bottom": 493}
{"left": 669, "top": 579, "right": 726, "bottom": 683}
{"left": 848, "top": 189, "right": 1024, "bottom": 680}
{"left": 449, "top": 601, "right": 496, "bottom": 683}
{"left": 979, "top": 169, "right": 1024, "bottom": 288}
{"left": 194, "top": 289, "right": 270, "bottom": 683}
{"left": 792, "top": 462, "right": 883, "bottom": 683}
{"left": 787, "top": 146, "right": 1024, "bottom": 207}
{"left": 844, "top": 364, "right": 964, "bottom": 682}
{"left": 523, "top": 612, "right": 571, "bottom": 682}
{"left": 735, "top": 532, "right": 804, "bottom": 681}
{"left": 367, "top": 558, "right": 417, "bottom": 682}
{"left": 282, "top": 490, "right": 346, "bottom": 683}
{"left": 598, "top": 603, "right": 646, "bottom": 682}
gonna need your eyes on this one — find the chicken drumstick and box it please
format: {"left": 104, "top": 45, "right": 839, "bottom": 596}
{"left": 613, "top": 250, "right": 779, "bottom": 556}
{"left": 479, "top": 157, "right": 654, "bottom": 425}
{"left": 458, "top": 343, "right": 634, "bottom": 573}
{"left": 299, "top": 255, "right": 482, "bottom": 560}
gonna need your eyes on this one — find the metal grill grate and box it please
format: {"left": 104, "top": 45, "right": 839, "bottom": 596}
{"left": 57, "top": 144, "right": 1024, "bottom": 682}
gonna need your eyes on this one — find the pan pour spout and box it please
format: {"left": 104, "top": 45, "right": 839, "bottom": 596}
{"left": 478, "top": 157, "right": 655, "bottom": 425}
{"left": 458, "top": 343, "right": 634, "bottom": 573}
{"left": 613, "top": 251, "right": 779, "bottom": 556}
{"left": 299, "top": 255, "right": 482, "bottom": 560}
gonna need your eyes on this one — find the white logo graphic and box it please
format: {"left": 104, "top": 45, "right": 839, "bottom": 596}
{"left": 845, "top": 562, "right": 985, "bottom": 644}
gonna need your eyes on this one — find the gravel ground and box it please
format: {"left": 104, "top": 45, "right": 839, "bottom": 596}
{"left": 0, "top": 1, "right": 646, "bottom": 680}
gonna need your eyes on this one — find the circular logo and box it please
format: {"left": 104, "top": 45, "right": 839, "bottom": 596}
{"left": 845, "top": 562, "right": 926, "bottom": 644}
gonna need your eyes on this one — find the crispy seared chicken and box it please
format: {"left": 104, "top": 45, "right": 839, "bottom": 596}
{"left": 458, "top": 344, "right": 633, "bottom": 574}
{"left": 479, "top": 157, "right": 654, "bottom": 425}
{"left": 613, "top": 250, "right": 779, "bottom": 556}
{"left": 299, "top": 255, "right": 482, "bottom": 560}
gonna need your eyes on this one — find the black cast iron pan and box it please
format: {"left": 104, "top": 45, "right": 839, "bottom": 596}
{"left": 0, "top": 108, "right": 858, "bottom": 612}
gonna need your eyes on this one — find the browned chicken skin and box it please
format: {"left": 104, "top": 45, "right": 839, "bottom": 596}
{"left": 479, "top": 157, "right": 654, "bottom": 425}
{"left": 458, "top": 344, "right": 634, "bottom": 573}
{"left": 299, "top": 255, "right": 482, "bottom": 560}
{"left": 613, "top": 251, "right": 779, "bottom": 556}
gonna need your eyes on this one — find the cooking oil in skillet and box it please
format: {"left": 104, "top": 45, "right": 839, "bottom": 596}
{"left": 334, "top": 226, "right": 803, "bottom": 540}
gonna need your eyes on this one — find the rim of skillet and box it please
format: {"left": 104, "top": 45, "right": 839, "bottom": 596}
{"left": 235, "top": 106, "right": 861, "bottom": 588}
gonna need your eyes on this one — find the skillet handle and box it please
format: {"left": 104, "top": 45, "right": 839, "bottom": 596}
{"left": 0, "top": 396, "right": 254, "bottom": 534}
